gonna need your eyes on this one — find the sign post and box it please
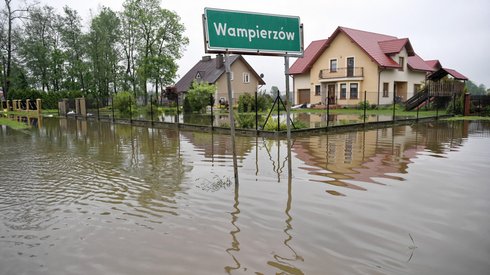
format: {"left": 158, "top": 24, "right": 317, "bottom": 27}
{"left": 203, "top": 8, "right": 303, "bottom": 184}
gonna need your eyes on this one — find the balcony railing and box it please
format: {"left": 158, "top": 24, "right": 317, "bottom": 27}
{"left": 427, "top": 81, "right": 465, "bottom": 96}
{"left": 319, "top": 67, "right": 364, "bottom": 79}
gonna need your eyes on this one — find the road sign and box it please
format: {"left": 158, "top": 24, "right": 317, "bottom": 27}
{"left": 203, "top": 8, "right": 303, "bottom": 56}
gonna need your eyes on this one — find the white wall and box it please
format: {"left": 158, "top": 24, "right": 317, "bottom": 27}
{"left": 378, "top": 49, "right": 426, "bottom": 105}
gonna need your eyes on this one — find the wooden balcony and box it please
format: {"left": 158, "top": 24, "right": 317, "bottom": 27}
{"left": 426, "top": 81, "right": 465, "bottom": 96}
{"left": 319, "top": 67, "right": 364, "bottom": 80}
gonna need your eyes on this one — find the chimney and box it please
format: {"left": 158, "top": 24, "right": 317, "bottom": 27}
{"left": 202, "top": 56, "right": 211, "bottom": 62}
{"left": 216, "top": 54, "right": 224, "bottom": 69}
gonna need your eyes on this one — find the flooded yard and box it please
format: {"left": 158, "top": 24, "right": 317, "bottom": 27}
{"left": 0, "top": 118, "right": 489, "bottom": 274}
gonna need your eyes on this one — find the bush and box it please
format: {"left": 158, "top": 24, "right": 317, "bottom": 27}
{"left": 237, "top": 92, "right": 273, "bottom": 113}
{"left": 113, "top": 91, "right": 135, "bottom": 116}
{"left": 358, "top": 100, "right": 370, "bottom": 110}
{"left": 236, "top": 113, "right": 256, "bottom": 129}
{"left": 446, "top": 93, "right": 464, "bottom": 115}
{"left": 238, "top": 93, "right": 254, "bottom": 112}
{"left": 184, "top": 81, "right": 216, "bottom": 113}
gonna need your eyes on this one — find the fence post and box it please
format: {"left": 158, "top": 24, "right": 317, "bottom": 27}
{"left": 463, "top": 93, "right": 471, "bottom": 116}
{"left": 111, "top": 96, "right": 115, "bottom": 122}
{"left": 277, "top": 90, "right": 280, "bottom": 131}
{"left": 416, "top": 104, "right": 420, "bottom": 121}
{"left": 150, "top": 95, "right": 154, "bottom": 125}
{"left": 176, "top": 96, "right": 179, "bottom": 124}
{"left": 392, "top": 84, "right": 396, "bottom": 122}
{"left": 96, "top": 97, "right": 100, "bottom": 120}
{"left": 363, "top": 90, "right": 367, "bottom": 124}
{"left": 452, "top": 94, "right": 456, "bottom": 114}
{"left": 436, "top": 93, "right": 439, "bottom": 119}
{"left": 36, "top": 98, "right": 42, "bottom": 116}
{"left": 129, "top": 95, "right": 132, "bottom": 123}
{"left": 255, "top": 91, "right": 258, "bottom": 131}
{"left": 326, "top": 96, "right": 330, "bottom": 127}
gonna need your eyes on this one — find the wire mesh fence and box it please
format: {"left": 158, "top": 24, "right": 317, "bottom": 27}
{"left": 52, "top": 91, "right": 457, "bottom": 132}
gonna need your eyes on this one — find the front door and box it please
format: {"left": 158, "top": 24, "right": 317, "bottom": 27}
{"left": 347, "top": 57, "right": 354, "bottom": 77}
{"left": 327, "top": 84, "right": 336, "bottom": 105}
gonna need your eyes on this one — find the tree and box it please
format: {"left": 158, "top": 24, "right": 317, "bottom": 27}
{"left": 120, "top": 0, "right": 139, "bottom": 95}
{"left": 121, "top": 0, "right": 188, "bottom": 102}
{"left": 19, "top": 5, "right": 62, "bottom": 92}
{"left": 466, "top": 80, "right": 487, "bottom": 95}
{"left": 149, "top": 9, "right": 187, "bottom": 96}
{"left": 184, "top": 81, "right": 215, "bottom": 113}
{"left": 1, "top": 0, "right": 34, "bottom": 98}
{"left": 270, "top": 86, "right": 280, "bottom": 99}
{"left": 87, "top": 7, "right": 120, "bottom": 99}
{"left": 59, "top": 6, "right": 86, "bottom": 91}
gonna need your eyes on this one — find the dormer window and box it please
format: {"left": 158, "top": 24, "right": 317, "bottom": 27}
{"left": 195, "top": 71, "right": 203, "bottom": 79}
{"left": 398, "top": 57, "right": 404, "bottom": 71}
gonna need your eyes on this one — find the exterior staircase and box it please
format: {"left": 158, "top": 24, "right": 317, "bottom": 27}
{"left": 405, "top": 88, "right": 429, "bottom": 110}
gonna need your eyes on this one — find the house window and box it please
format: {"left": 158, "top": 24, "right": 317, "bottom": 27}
{"left": 195, "top": 71, "right": 202, "bottom": 80}
{"left": 350, "top": 83, "right": 358, "bottom": 99}
{"left": 383, "top": 82, "right": 389, "bottom": 97}
{"left": 242, "top": 72, "right": 250, "bottom": 83}
{"left": 399, "top": 57, "right": 404, "bottom": 71}
{"left": 414, "top": 84, "right": 422, "bottom": 93}
{"left": 315, "top": 85, "right": 321, "bottom": 96}
{"left": 330, "top": 59, "right": 337, "bottom": 72}
{"left": 340, "top": 83, "right": 347, "bottom": 99}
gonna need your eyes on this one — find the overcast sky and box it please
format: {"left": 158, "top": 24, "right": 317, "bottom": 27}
{"left": 38, "top": 0, "right": 490, "bottom": 91}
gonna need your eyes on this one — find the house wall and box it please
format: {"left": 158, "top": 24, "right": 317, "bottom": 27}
{"left": 293, "top": 74, "right": 310, "bottom": 103}
{"left": 378, "top": 49, "right": 427, "bottom": 105}
{"left": 214, "top": 60, "right": 261, "bottom": 106}
{"left": 309, "top": 32, "right": 380, "bottom": 106}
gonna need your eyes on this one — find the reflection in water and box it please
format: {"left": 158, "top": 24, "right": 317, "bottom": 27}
{"left": 293, "top": 121, "right": 472, "bottom": 195}
{"left": 1, "top": 119, "right": 490, "bottom": 274}
{"left": 268, "top": 164, "right": 304, "bottom": 275}
{"left": 225, "top": 185, "right": 241, "bottom": 274}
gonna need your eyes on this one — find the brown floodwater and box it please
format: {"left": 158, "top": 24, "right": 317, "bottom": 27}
{"left": 0, "top": 118, "right": 489, "bottom": 275}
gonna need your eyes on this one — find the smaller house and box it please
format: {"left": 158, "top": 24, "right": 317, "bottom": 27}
{"left": 175, "top": 55, "right": 265, "bottom": 106}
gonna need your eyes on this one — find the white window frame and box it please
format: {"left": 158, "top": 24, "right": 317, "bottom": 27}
{"left": 242, "top": 72, "right": 250, "bottom": 84}
{"left": 349, "top": 82, "right": 359, "bottom": 99}
{"left": 340, "top": 83, "right": 347, "bottom": 99}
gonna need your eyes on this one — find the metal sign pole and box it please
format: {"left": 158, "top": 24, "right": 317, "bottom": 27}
{"left": 225, "top": 54, "right": 239, "bottom": 184}
{"left": 285, "top": 56, "right": 291, "bottom": 140}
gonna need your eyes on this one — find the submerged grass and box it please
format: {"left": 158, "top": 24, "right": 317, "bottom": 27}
{"left": 443, "top": 116, "right": 490, "bottom": 121}
{"left": 0, "top": 117, "right": 30, "bottom": 130}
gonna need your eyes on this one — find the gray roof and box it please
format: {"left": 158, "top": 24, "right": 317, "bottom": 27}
{"left": 174, "top": 55, "right": 264, "bottom": 93}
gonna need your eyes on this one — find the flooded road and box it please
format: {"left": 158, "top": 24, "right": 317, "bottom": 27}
{"left": 0, "top": 118, "right": 489, "bottom": 274}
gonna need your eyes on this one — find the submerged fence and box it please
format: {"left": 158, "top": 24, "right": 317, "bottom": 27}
{"left": 54, "top": 93, "right": 455, "bottom": 136}
{"left": 1, "top": 99, "right": 42, "bottom": 115}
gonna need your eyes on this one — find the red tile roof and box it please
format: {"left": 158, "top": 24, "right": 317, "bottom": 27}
{"left": 289, "top": 39, "right": 328, "bottom": 75}
{"left": 425, "top": 60, "right": 442, "bottom": 70}
{"left": 378, "top": 38, "right": 414, "bottom": 55}
{"left": 408, "top": 54, "right": 435, "bottom": 72}
{"left": 338, "top": 27, "right": 401, "bottom": 68}
{"left": 442, "top": 68, "right": 468, "bottom": 80}
{"left": 290, "top": 27, "right": 415, "bottom": 74}
{"left": 290, "top": 26, "right": 467, "bottom": 79}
